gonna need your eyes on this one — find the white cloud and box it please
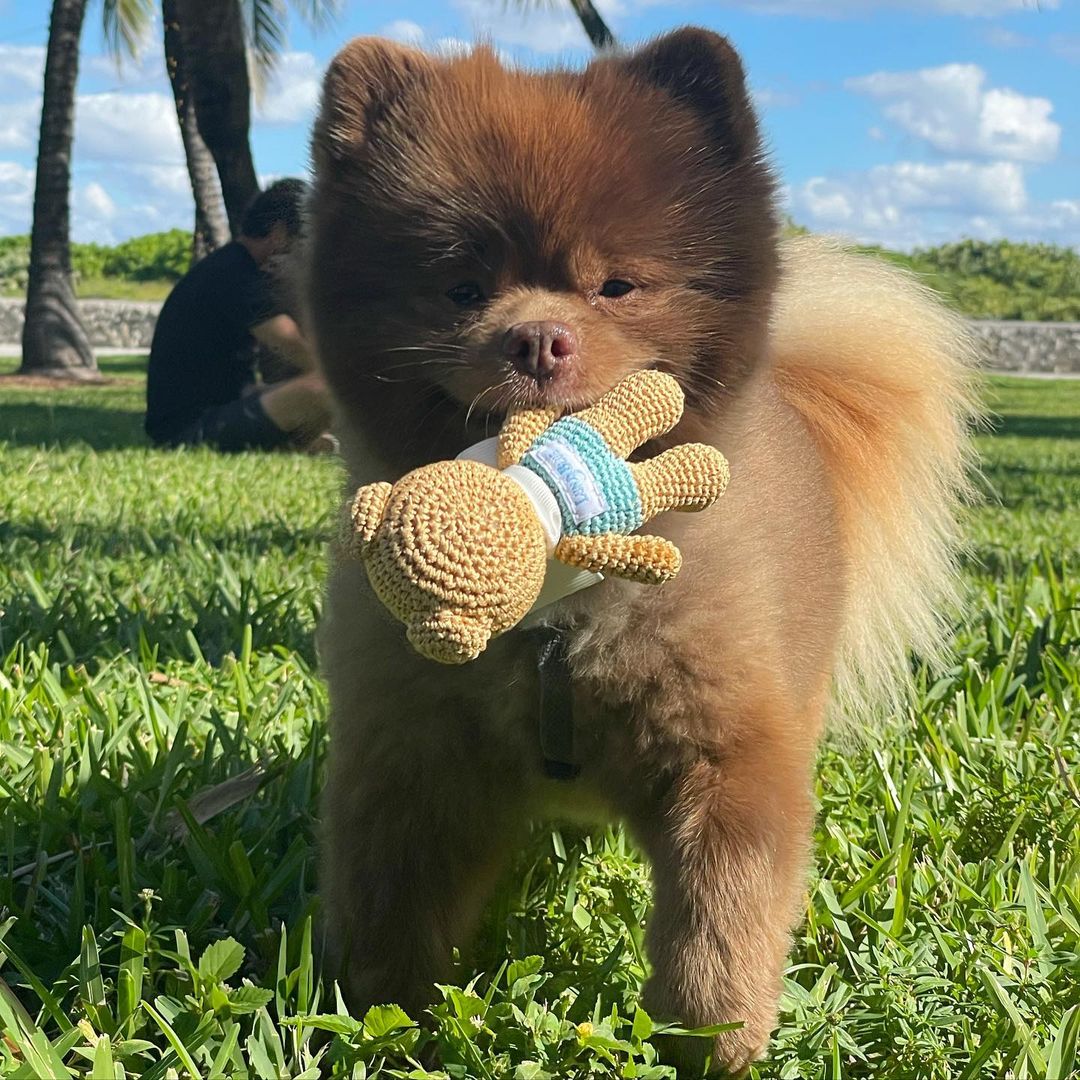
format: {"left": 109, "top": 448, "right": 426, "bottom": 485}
{"left": 255, "top": 51, "right": 322, "bottom": 126}
{"left": 0, "top": 44, "right": 44, "bottom": 95}
{"left": 451, "top": 0, "right": 623, "bottom": 53}
{"left": 84, "top": 49, "right": 168, "bottom": 91}
{"left": 128, "top": 163, "right": 192, "bottom": 198}
{"left": 81, "top": 181, "right": 116, "bottom": 220}
{"left": 0, "top": 161, "right": 143, "bottom": 244}
{"left": 793, "top": 160, "right": 1027, "bottom": 222}
{"left": 69, "top": 181, "right": 122, "bottom": 241}
{"left": 380, "top": 20, "right": 426, "bottom": 45}
{"left": 847, "top": 63, "right": 1060, "bottom": 163}
{"left": 0, "top": 101, "right": 39, "bottom": 151}
{"left": 74, "top": 91, "right": 184, "bottom": 165}
{"left": 69, "top": 171, "right": 194, "bottom": 243}
{"left": 786, "top": 160, "right": 1079, "bottom": 248}
{"left": 978, "top": 26, "right": 1033, "bottom": 49}
{"left": 431, "top": 37, "right": 475, "bottom": 58}
{"left": 752, "top": 86, "right": 800, "bottom": 109}
{"left": 715, "top": 0, "right": 1057, "bottom": 15}
{"left": 1049, "top": 33, "right": 1080, "bottom": 63}
{"left": 0, "top": 160, "right": 33, "bottom": 235}
{"left": 374, "top": 19, "right": 500, "bottom": 61}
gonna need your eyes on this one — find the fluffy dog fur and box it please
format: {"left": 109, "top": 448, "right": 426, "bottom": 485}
{"left": 303, "top": 29, "right": 978, "bottom": 1075}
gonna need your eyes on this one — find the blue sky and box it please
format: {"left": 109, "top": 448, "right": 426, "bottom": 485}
{"left": 1, "top": 0, "right": 1077, "bottom": 249}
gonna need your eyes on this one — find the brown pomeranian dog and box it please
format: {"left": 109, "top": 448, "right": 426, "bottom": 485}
{"left": 303, "top": 28, "right": 977, "bottom": 1075}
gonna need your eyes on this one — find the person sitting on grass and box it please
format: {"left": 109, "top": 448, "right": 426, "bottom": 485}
{"left": 144, "top": 179, "right": 332, "bottom": 452}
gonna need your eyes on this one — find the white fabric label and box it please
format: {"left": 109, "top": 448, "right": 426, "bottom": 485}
{"left": 526, "top": 440, "right": 608, "bottom": 525}
{"left": 455, "top": 437, "right": 603, "bottom": 612}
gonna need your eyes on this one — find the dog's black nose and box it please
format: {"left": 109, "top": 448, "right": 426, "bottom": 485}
{"left": 503, "top": 321, "right": 578, "bottom": 382}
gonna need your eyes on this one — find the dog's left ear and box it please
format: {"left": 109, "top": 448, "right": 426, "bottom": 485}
{"left": 312, "top": 37, "right": 434, "bottom": 172}
{"left": 621, "top": 28, "right": 761, "bottom": 167}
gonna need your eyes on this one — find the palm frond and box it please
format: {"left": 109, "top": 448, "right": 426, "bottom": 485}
{"left": 101, "top": 0, "right": 155, "bottom": 62}
{"left": 287, "top": 0, "right": 342, "bottom": 33}
{"left": 242, "top": 0, "right": 288, "bottom": 73}
{"left": 503, "top": 0, "right": 615, "bottom": 51}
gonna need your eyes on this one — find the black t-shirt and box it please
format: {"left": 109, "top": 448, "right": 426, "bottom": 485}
{"left": 145, "top": 242, "right": 282, "bottom": 442}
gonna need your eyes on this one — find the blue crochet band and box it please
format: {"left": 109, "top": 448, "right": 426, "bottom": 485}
{"left": 520, "top": 417, "right": 644, "bottom": 537}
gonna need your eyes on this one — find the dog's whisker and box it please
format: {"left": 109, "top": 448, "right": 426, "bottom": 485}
{"left": 377, "top": 343, "right": 468, "bottom": 356}
{"left": 464, "top": 379, "right": 511, "bottom": 430}
{"left": 364, "top": 356, "right": 472, "bottom": 384}
{"left": 378, "top": 358, "right": 470, "bottom": 374}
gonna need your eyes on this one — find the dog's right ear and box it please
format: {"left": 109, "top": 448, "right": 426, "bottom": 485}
{"left": 312, "top": 38, "right": 432, "bottom": 170}
{"left": 621, "top": 28, "right": 761, "bottom": 168}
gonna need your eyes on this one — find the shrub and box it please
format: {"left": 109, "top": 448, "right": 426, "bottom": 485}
{"left": 0, "top": 235, "right": 30, "bottom": 294}
{"left": 0, "top": 231, "right": 193, "bottom": 296}
{"left": 860, "top": 239, "right": 1080, "bottom": 321}
{"left": 101, "top": 229, "right": 191, "bottom": 281}
{"left": 70, "top": 240, "right": 109, "bottom": 281}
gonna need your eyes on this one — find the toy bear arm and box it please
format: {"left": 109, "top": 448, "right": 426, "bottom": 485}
{"left": 554, "top": 533, "right": 682, "bottom": 584}
{"left": 572, "top": 370, "right": 685, "bottom": 458}
{"left": 630, "top": 444, "right": 730, "bottom": 519}
{"left": 497, "top": 406, "right": 560, "bottom": 469}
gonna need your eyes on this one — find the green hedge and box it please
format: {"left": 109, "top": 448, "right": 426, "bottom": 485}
{"left": 0, "top": 230, "right": 192, "bottom": 294}
{"left": 0, "top": 235, "right": 30, "bottom": 294}
{"left": 861, "top": 239, "right": 1080, "bottom": 322}
{"left": 98, "top": 229, "right": 191, "bottom": 281}
{"left": 2, "top": 229, "right": 1078, "bottom": 320}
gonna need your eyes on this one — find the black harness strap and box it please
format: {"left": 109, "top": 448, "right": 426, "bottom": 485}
{"left": 529, "top": 625, "right": 581, "bottom": 781}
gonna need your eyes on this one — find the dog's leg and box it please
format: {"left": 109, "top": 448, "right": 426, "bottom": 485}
{"left": 631, "top": 739, "right": 814, "bottom": 1076}
{"left": 321, "top": 712, "right": 528, "bottom": 1018}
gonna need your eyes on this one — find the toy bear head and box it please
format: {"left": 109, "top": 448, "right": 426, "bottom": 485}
{"left": 349, "top": 458, "right": 548, "bottom": 663}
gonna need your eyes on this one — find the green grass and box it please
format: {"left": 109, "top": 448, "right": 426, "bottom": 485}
{"left": 1, "top": 358, "right": 1078, "bottom": 1078}
{"left": 72, "top": 278, "right": 172, "bottom": 302}
{"left": 0, "top": 281, "right": 172, "bottom": 301}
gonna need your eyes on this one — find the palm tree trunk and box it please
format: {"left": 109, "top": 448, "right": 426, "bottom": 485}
{"left": 162, "top": 0, "right": 229, "bottom": 261}
{"left": 19, "top": 0, "right": 97, "bottom": 379}
{"left": 174, "top": 0, "right": 259, "bottom": 237}
{"left": 569, "top": 0, "right": 615, "bottom": 50}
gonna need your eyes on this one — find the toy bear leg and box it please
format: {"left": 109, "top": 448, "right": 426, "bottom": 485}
{"left": 629, "top": 444, "right": 730, "bottom": 520}
{"left": 573, "top": 370, "right": 685, "bottom": 457}
{"left": 622, "top": 738, "right": 814, "bottom": 1076}
{"left": 555, "top": 533, "right": 681, "bottom": 583}
{"left": 321, "top": 701, "right": 529, "bottom": 1018}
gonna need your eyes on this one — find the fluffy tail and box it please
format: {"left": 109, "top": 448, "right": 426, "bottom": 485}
{"left": 771, "top": 235, "right": 982, "bottom": 727}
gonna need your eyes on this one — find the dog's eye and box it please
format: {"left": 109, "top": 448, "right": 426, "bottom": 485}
{"left": 446, "top": 282, "right": 485, "bottom": 307}
{"left": 599, "top": 279, "right": 635, "bottom": 298}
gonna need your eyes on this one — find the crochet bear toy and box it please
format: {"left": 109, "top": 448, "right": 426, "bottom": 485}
{"left": 345, "top": 370, "right": 730, "bottom": 664}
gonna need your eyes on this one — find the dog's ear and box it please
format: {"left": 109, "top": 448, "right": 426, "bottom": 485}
{"left": 621, "top": 28, "right": 761, "bottom": 166}
{"left": 312, "top": 37, "right": 433, "bottom": 170}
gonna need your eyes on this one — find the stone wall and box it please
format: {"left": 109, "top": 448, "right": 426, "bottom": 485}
{"left": 968, "top": 319, "right": 1080, "bottom": 376}
{"left": 0, "top": 297, "right": 160, "bottom": 350}
{"left": 2, "top": 297, "right": 1079, "bottom": 373}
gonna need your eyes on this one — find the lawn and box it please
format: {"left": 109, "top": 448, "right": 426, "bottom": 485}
{"left": 1, "top": 281, "right": 172, "bottom": 302}
{"left": 0, "top": 357, "right": 1078, "bottom": 1078}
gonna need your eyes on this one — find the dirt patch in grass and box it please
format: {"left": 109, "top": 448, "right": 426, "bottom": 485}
{"left": 0, "top": 372, "right": 114, "bottom": 389}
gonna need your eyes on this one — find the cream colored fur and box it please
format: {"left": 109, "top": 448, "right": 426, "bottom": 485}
{"left": 772, "top": 236, "right": 981, "bottom": 726}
